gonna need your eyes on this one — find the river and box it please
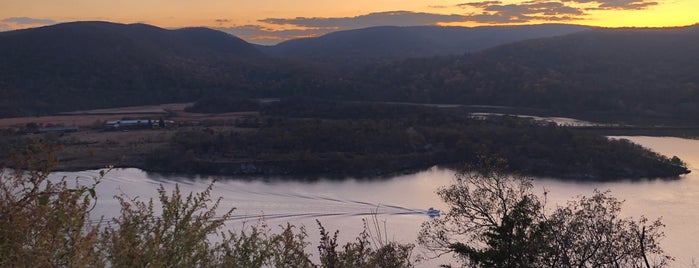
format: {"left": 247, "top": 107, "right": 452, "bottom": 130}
{"left": 52, "top": 136, "right": 699, "bottom": 266}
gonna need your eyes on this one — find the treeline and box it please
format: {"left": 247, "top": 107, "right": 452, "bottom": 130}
{"left": 1, "top": 148, "right": 672, "bottom": 267}
{"left": 3, "top": 23, "right": 699, "bottom": 126}
{"left": 146, "top": 100, "right": 689, "bottom": 180}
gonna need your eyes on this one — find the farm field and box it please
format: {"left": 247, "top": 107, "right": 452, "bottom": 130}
{"left": 1, "top": 103, "right": 257, "bottom": 171}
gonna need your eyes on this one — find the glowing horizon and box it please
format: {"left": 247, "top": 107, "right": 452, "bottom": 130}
{"left": 1, "top": 0, "right": 697, "bottom": 44}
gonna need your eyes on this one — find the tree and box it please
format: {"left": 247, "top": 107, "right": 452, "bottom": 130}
{"left": 547, "top": 191, "right": 671, "bottom": 267}
{"left": 0, "top": 144, "right": 104, "bottom": 267}
{"left": 419, "top": 157, "right": 672, "bottom": 267}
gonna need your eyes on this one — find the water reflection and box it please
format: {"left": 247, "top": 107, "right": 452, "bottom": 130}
{"left": 51, "top": 136, "right": 699, "bottom": 266}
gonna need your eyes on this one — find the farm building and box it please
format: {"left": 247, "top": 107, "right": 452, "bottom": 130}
{"left": 104, "top": 119, "right": 155, "bottom": 130}
{"left": 104, "top": 119, "right": 175, "bottom": 130}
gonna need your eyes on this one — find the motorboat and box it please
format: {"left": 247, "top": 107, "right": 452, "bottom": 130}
{"left": 426, "top": 207, "right": 440, "bottom": 217}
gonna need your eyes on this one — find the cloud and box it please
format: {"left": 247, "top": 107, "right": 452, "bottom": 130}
{"left": 2, "top": 17, "right": 56, "bottom": 25}
{"left": 216, "top": 25, "right": 330, "bottom": 45}
{"left": 459, "top": 1, "right": 505, "bottom": 8}
{"left": 214, "top": 19, "right": 230, "bottom": 25}
{"left": 244, "top": 11, "right": 471, "bottom": 44}
{"left": 260, "top": 11, "right": 467, "bottom": 29}
{"left": 0, "top": 23, "right": 10, "bottom": 31}
{"left": 568, "top": 0, "right": 659, "bottom": 10}
{"left": 484, "top": 1, "right": 584, "bottom": 16}
{"left": 228, "top": 0, "right": 658, "bottom": 44}
{"left": 457, "top": 0, "right": 657, "bottom": 24}
{"left": 458, "top": 1, "right": 586, "bottom": 23}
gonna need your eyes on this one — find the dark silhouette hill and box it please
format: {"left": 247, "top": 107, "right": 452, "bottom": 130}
{"left": 2, "top": 21, "right": 698, "bottom": 124}
{"left": 259, "top": 24, "right": 591, "bottom": 62}
{"left": 0, "top": 21, "right": 265, "bottom": 116}
{"left": 344, "top": 25, "right": 699, "bottom": 123}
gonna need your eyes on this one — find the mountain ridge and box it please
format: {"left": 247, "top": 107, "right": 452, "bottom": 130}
{"left": 343, "top": 24, "right": 699, "bottom": 123}
{"left": 0, "top": 21, "right": 266, "bottom": 116}
{"left": 259, "top": 24, "right": 592, "bottom": 62}
{"left": 2, "top": 21, "right": 699, "bottom": 123}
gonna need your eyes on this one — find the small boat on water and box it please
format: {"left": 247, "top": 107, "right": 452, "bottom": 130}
{"left": 426, "top": 207, "right": 440, "bottom": 217}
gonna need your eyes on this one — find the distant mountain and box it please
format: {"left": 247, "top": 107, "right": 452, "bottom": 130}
{"left": 0, "top": 21, "right": 267, "bottom": 116}
{"left": 3, "top": 21, "right": 698, "bottom": 123}
{"left": 259, "top": 24, "right": 591, "bottom": 62}
{"left": 344, "top": 25, "right": 699, "bottom": 123}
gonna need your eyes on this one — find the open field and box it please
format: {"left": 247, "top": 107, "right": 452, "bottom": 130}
{"left": 0, "top": 102, "right": 257, "bottom": 129}
{"left": 0, "top": 103, "right": 259, "bottom": 171}
{"left": 0, "top": 114, "right": 152, "bottom": 129}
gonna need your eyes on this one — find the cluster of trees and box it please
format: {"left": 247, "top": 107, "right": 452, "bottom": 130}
{"left": 147, "top": 100, "right": 688, "bottom": 179}
{"left": 1, "top": 147, "right": 675, "bottom": 267}
{"left": 419, "top": 158, "right": 672, "bottom": 267}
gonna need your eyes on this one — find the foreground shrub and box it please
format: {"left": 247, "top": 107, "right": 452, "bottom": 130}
{"left": 0, "top": 145, "right": 104, "bottom": 267}
{"left": 317, "top": 218, "right": 414, "bottom": 268}
{"left": 0, "top": 145, "right": 414, "bottom": 267}
{"left": 419, "top": 157, "right": 672, "bottom": 267}
{"left": 101, "top": 183, "right": 234, "bottom": 267}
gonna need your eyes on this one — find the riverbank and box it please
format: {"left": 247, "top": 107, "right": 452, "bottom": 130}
{"left": 0, "top": 100, "right": 692, "bottom": 181}
{"left": 50, "top": 135, "right": 699, "bottom": 267}
{"left": 45, "top": 121, "right": 689, "bottom": 181}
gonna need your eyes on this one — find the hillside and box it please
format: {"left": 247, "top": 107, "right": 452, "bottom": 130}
{"left": 2, "top": 21, "right": 699, "bottom": 124}
{"left": 0, "top": 21, "right": 267, "bottom": 116}
{"left": 343, "top": 25, "right": 699, "bottom": 124}
{"left": 259, "top": 24, "right": 590, "bottom": 63}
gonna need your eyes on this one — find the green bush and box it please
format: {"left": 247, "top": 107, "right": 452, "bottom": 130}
{"left": 0, "top": 145, "right": 414, "bottom": 267}
{"left": 0, "top": 144, "right": 104, "bottom": 267}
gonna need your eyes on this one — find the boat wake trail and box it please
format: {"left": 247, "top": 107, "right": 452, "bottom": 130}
{"left": 220, "top": 187, "right": 428, "bottom": 222}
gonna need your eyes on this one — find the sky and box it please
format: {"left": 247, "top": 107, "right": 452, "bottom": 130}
{"left": 0, "top": 0, "right": 697, "bottom": 45}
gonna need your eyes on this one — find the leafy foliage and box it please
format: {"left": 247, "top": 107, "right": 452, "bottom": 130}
{"left": 317, "top": 219, "right": 413, "bottom": 268}
{"left": 547, "top": 191, "right": 671, "bottom": 267}
{"left": 419, "top": 157, "right": 672, "bottom": 267}
{"left": 0, "top": 144, "right": 104, "bottom": 267}
{"left": 102, "top": 183, "right": 234, "bottom": 267}
{"left": 0, "top": 145, "right": 414, "bottom": 267}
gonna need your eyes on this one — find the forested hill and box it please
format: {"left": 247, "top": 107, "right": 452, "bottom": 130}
{"left": 1, "top": 21, "right": 589, "bottom": 117}
{"left": 259, "top": 24, "right": 590, "bottom": 63}
{"left": 0, "top": 21, "right": 270, "bottom": 116}
{"left": 2, "top": 21, "right": 699, "bottom": 123}
{"left": 344, "top": 25, "right": 699, "bottom": 123}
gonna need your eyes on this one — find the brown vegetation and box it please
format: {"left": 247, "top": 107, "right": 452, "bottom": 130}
{"left": 0, "top": 103, "right": 256, "bottom": 171}
{"left": 0, "top": 146, "right": 415, "bottom": 267}
{"left": 0, "top": 102, "right": 257, "bottom": 129}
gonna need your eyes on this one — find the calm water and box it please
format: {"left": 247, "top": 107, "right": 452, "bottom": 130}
{"left": 53, "top": 136, "right": 699, "bottom": 266}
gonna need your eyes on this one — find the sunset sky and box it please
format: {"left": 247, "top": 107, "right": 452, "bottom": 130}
{"left": 1, "top": 0, "right": 697, "bottom": 44}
